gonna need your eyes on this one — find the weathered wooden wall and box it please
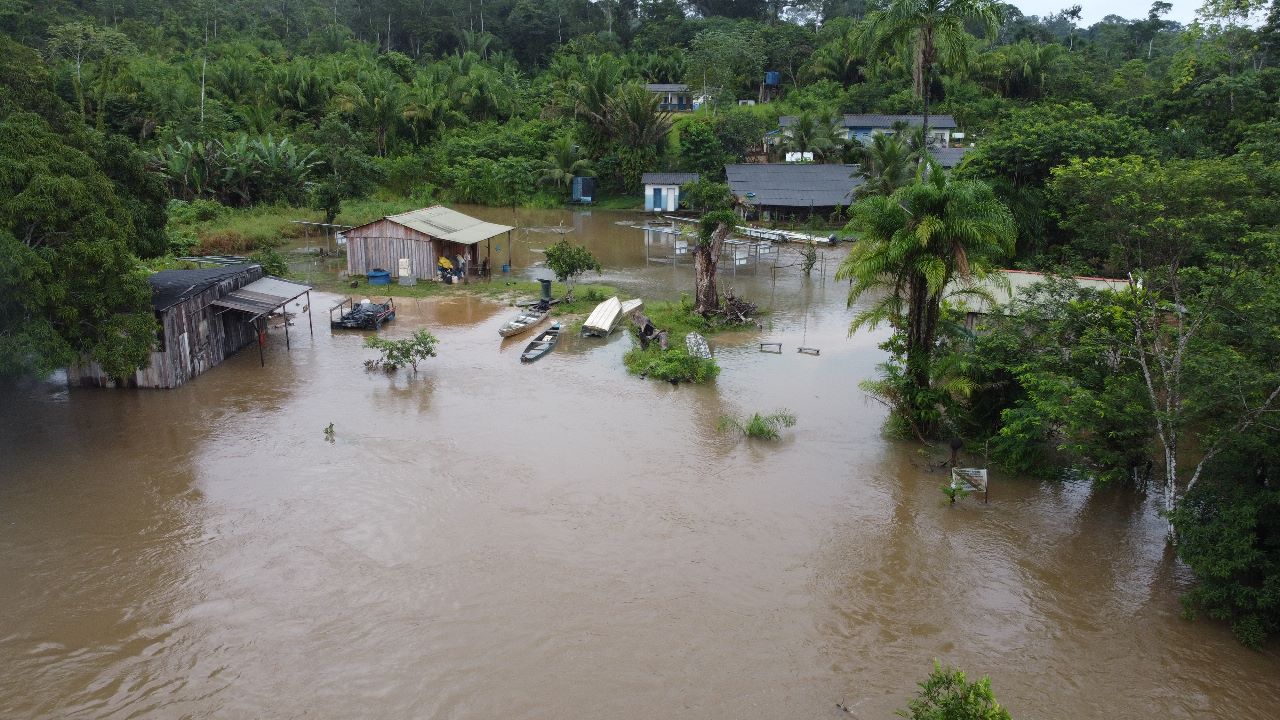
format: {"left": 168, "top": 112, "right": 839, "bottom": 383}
{"left": 70, "top": 266, "right": 264, "bottom": 389}
{"left": 345, "top": 220, "right": 437, "bottom": 280}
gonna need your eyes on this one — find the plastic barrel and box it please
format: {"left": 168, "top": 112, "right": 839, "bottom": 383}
{"left": 367, "top": 269, "right": 390, "bottom": 285}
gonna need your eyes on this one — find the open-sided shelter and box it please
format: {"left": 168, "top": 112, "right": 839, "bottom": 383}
{"left": 344, "top": 206, "right": 515, "bottom": 280}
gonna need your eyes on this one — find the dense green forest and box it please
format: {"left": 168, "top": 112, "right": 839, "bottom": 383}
{"left": 1, "top": 0, "right": 1279, "bottom": 647}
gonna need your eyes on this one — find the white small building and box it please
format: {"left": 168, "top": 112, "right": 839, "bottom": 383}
{"left": 641, "top": 172, "right": 699, "bottom": 212}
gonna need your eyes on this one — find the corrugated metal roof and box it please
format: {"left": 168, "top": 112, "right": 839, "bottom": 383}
{"left": 726, "top": 164, "right": 864, "bottom": 208}
{"left": 779, "top": 114, "right": 958, "bottom": 129}
{"left": 211, "top": 276, "right": 313, "bottom": 319}
{"left": 148, "top": 264, "right": 260, "bottom": 312}
{"left": 642, "top": 172, "right": 700, "bottom": 185}
{"left": 929, "top": 146, "right": 971, "bottom": 168}
{"left": 954, "top": 270, "right": 1129, "bottom": 315}
{"left": 646, "top": 83, "right": 688, "bottom": 92}
{"left": 378, "top": 206, "right": 514, "bottom": 246}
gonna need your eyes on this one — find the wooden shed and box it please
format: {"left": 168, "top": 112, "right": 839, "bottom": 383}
{"left": 69, "top": 264, "right": 314, "bottom": 389}
{"left": 344, "top": 206, "right": 515, "bottom": 281}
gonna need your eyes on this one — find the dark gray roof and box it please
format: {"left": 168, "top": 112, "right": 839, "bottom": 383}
{"left": 642, "top": 172, "right": 700, "bottom": 185}
{"left": 929, "top": 146, "right": 971, "bottom": 168}
{"left": 725, "top": 164, "right": 863, "bottom": 208}
{"left": 645, "top": 83, "right": 688, "bottom": 92}
{"left": 148, "top": 264, "right": 259, "bottom": 312}
{"left": 779, "top": 114, "right": 958, "bottom": 129}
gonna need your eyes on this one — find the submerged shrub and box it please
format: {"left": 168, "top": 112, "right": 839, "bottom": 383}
{"left": 624, "top": 345, "right": 719, "bottom": 384}
{"left": 250, "top": 247, "right": 289, "bottom": 276}
{"left": 718, "top": 410, "right": 797, "bottom": 440}
{"left": 363, "top": 330, "right": 438, "bottom": 372}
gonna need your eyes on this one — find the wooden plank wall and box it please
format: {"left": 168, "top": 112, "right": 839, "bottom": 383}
{"left": 70, "top": 266, "right": 264, "bottom": 389}
{"left": 345, "top": 220, "right": 437, "bottom": 280}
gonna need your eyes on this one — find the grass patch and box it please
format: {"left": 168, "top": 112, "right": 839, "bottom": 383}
{"left": 643, "top": 295, "right": 759, "bottom": 336}
{"left": 590, "top": 194, "right": 643, "bottom": 211}
{"left": 624, "top": 344, "right": 720, "bottom": 384}
{"left": 717, "top": 410, "right": 797, "bottom": 440}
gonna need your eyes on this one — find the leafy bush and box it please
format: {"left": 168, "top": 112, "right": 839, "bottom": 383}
{"left": 718, "top": 410, "right": 797, "bottom": 440}
{"left": 167, "top": 198, "right": 226, "bottom": 224}
{"left": 363, "top": 330, "right": 439, "bottom": 372}
{"left": 1173, "top": 465, "right": 1280, "bottom": 649}
{"left": 623, "top": 345, "right": 719, "bottom": 384}
{"left": 544, "top": 238, "right": 601, "bottom": 293}
{"left": 166, "top": 228, "right": 198, "bottom": 255}
{"left": 250, "top": 247, "right": 289, "bottom": 276}
{"left": 900, "top": 661, "right": 1012, "bottom": 720}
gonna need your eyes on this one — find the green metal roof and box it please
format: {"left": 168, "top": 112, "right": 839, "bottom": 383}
{"left": 384, "top": 206, "right": 514, "bottom": 246}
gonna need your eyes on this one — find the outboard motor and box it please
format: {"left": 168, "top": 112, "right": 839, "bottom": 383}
{"left": 539, "top": 278, "right": 553, "bottom": 302}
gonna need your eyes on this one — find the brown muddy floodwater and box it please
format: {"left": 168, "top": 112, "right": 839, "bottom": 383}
{"left": 2, "top": 206, "right": 1278, "bottom": 719}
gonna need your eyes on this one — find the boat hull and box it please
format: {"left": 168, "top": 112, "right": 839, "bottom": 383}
{"left": 581, "top": 297, "right": 623, "bottom": 337}
{"left": 499, "top": 310, "right": 548, "bottom": 337}
{"left": 520, "top": 325, "right": 561, "bottom": 363}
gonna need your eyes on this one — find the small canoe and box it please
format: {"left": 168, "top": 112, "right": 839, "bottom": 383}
{"left": 619, "top": 298, "right": 644, "bottom": 318}
{"left": 582, "top": 296, "right": 623, "bottom": 337}
{"left": 499, "top": 307, "right": 548, "bottom": 337}
{"left": 520, "top": 323, "right": 561, "bottom": 363}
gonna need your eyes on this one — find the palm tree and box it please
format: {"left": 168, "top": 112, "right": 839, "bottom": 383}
{"left": 783, "top": 112, "right": 846, "bottom": 162}
{"left": 539, "top": 137, "right": 593, "bottom": 192}
{"left": 571, "top": 55, "right": 625, "bottom": 150}
{"left": 804, "top": 29, "right": 864, "bottom": 85}
{"left": 861, "top": 0, "right": 1001, "bottom": 148}
{"left": 835, "top": 170, "right": 1015, "bottom": 433}
{"left": 403, "top": 72, "right": 455, "bottom": 144}
{"left": 853, "top": 132, "right": 913, "bottom": 199}
{"left": 604, "top": 83, "right": 673, "bottom": 151}
{"left": 332, "top": 71, "right": 406, "bottom": 156}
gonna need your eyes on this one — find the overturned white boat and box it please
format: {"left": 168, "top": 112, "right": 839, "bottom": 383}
{"left": 619, "top": 298, "right": 644, "bottom": 318}
{"left": 582, "top": 296, "right": 623, "bottom": 337}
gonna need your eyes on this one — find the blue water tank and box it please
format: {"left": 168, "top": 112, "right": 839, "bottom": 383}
{"left": 367, "top": 268, "right": 391, "bottom": 285}
{"left": 764, "top": 71, "right": 780, "bottom": 86}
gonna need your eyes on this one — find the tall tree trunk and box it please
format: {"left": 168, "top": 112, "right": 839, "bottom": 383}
{"left": 693, "top": 221, "right": 731, "bottom": 315}
{"left": 905, "top": 274, "right": 940, "bottom": 434}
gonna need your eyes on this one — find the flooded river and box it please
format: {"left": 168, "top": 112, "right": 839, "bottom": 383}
{"left": 2, "top": 207, "right": 1278, "bottom": 718}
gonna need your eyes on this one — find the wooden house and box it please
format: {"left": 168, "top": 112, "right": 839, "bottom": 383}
{"left": 69, "top": 264, "right": 314, "bottom": 389}
{"left": 344, "top": 206, "right": 515, "bottom": 281}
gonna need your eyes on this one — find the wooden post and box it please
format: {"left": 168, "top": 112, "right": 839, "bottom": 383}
{"left": 306, "top": 291, "right": 313, "bottom": 338}
{"left": 507, "top": 229, "right": 512, "bottom": 271}
{"left": 283, "top": 304, "right": 290, "bottom": 349}
{"left": 257, "top": 318, "right": 265, "bottom": 367}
